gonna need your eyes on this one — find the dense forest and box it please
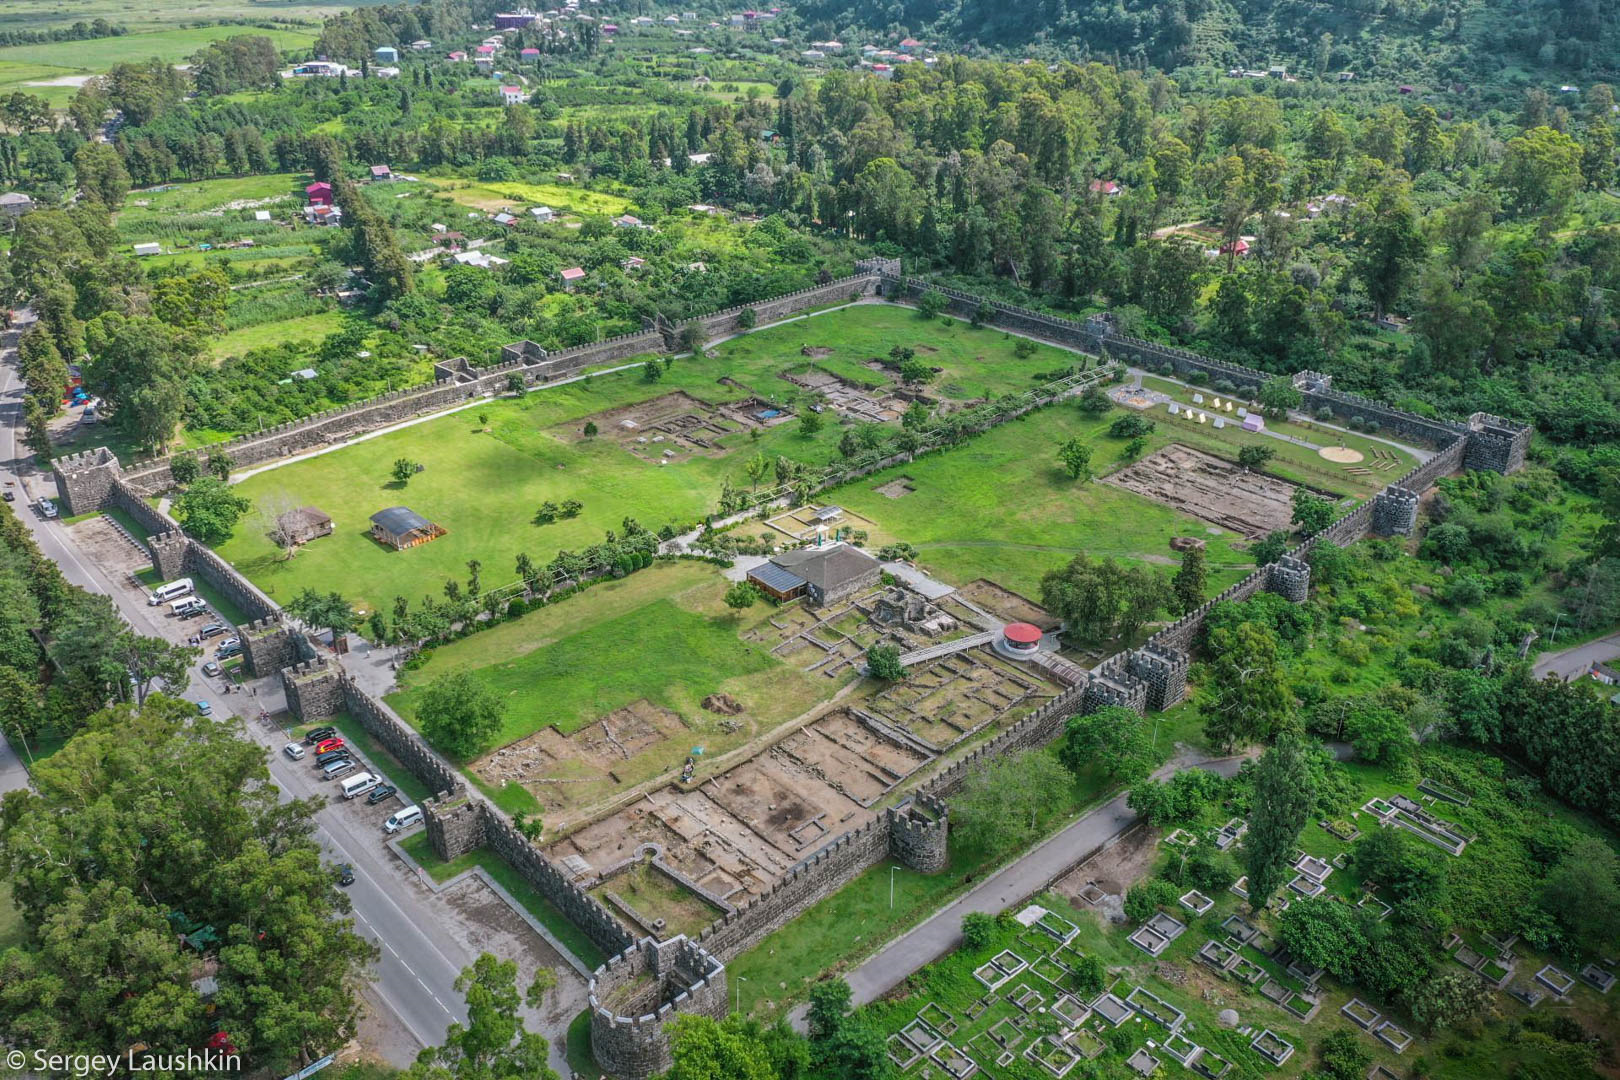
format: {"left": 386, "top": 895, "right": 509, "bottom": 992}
{"left": 794, "top": 0, "right": 1617, "bottom": 84}
{"left": 0, "top": 1, "right": 1618, "bottom": 477}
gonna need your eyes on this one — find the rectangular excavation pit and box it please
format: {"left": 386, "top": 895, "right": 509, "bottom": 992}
{"left": 1104, "top": 444, "right": 1306, "bottom": 537}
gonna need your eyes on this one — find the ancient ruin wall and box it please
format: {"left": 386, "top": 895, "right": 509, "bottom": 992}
{"left": 339, "top": 674, "right": 463, "bottom": 798}
{"left": 589, "top": 937, "right": 727, "bottom": 1080}
{"left": 113, "top": 270, "right": 887, "bottom": 495}
{"left": 696, "top": 814, "right": 891, "bottom": 960}
{"left": 482, "top": 808, "right": 639, "bottom": 959}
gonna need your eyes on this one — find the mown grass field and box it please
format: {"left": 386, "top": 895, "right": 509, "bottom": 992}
{"left": 439, "top": 179, "right": 633, "bottom": 217}
{"left": 385, "top": 561, "right": 826, "bottom": 752}
{"left": 832, "top": 409, "right": 1262, "bottom": 598}
{"left": 0, "top": 0, "right": 374, "bottom": 33}
{"left": 212, "top": 304, "right": 1086, "bottom": 612}
{"left": 0, "top": 26, "right": 316, "bottom": 104}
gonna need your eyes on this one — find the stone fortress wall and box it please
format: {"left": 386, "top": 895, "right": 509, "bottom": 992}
{"left": 49, "top": 257, "right": 1530, "bottom": 1080}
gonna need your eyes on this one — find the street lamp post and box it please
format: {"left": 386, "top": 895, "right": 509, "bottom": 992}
{"left": 1551, "top": 611, "right": 1572, "bottom": 643}
{"left": 733, "top": 975, "right": 747, "bottom": 1013}
{"left": 890, "top": 865, "right": 900, "bottom": 909}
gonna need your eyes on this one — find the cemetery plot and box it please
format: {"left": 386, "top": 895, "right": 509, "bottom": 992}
{"left": 1179, "top": 890, "right": 1214, "bottom": 915}
{"left": 1212, "top": 817, "right": 1248, "bottom": 849}
{"left": 1249, "top": 1029, "right": 1295, "bottom": 1066}
{"left": 1580, "top": 964, "right": 1616, "bottom": 994}
{"left": 1128, "top": 912, "right": 1186, "bottom": 957}
{"left": 1124, "top": 985, "right": 1185, "bottom": 1031}
{"left": 973, "top": 950, "right": 1029, "bottom": 992}
{"left": 1535, "top": 964, "right": 1576, "bottom": 997}
{"left": 1361, "top": 794, "right": 1470, "bottom": 855}
{"left": 1374, "top": 1020, "right": 1413, "bottom": 1053}
{"left": 1123, "top": 1048, "right": 1159, "bottom": 1076}
{"left": 1103, "top": 444, "right": 1305, "bottom": 538}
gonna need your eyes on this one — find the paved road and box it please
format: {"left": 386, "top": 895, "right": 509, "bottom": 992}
{"left": 790, "top": 752, "right": 1253, "bottom": 1027}
{"left": 1532, "top": 632, "right": 1620, "bottom": 682}
{"left": 0, "top": 323, "right": 468, "bottom": 1064}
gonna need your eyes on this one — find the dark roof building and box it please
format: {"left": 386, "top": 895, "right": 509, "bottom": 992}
{"left": 747, "top": 543, "right": 881, "bottom": 607}
{"left": 370, "top": 506, "right": 445, "bottom": 550}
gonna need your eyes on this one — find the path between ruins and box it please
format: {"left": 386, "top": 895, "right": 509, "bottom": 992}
{"left": 785, "top": 748, "right": 1261, "bottom": 1030}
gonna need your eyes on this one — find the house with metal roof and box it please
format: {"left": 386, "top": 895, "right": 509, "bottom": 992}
{"left": 369, "top": 506, "right": 445, "bottom": 549}
{"left": 747, "top": 543, "right": 881, "bottom": 607}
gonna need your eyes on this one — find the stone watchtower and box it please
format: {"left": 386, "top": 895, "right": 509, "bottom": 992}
{"left": 589, "top": 936, "right": 727, "bottom": 1080}
{"left": 1371, "top": 486, "right": 1420, "bottom": 537}
{"left": 886, "top": 795, "right": 948, "bottom": 873}
{"left": 53, "top": 446, "right": 121, "bottom": 516}
{"left": 1464, "top": 413, "right": 1532, "bottom": 475}
{"left": 1266, "top": 556, "right": 1311, "bottom": 604}
{"left": 1127, "top": 643, "right": 1191, "bottom": 711}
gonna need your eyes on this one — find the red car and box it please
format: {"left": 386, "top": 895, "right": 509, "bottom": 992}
{"left": 315, "top": 738, "right": 345, "bottom": 754}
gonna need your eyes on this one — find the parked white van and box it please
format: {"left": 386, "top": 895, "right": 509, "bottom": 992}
{"left": 170, "top": 596, "right": 207, "bottom": 617}
{"left": 384, "top": 805, "right": 422, "bottom": 833}
{"left": 149, "top": 578, "right": 194, "bottom": 605}
{"left": 340, "top": 772, "right": 379, "bottom": 800}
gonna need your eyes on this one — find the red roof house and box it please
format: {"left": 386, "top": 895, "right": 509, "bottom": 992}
{"left": 305, "top": 181, "right": 333, "bottom": 206}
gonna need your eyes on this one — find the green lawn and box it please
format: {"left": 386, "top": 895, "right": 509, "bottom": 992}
{"left": 386, "top": 561, "right": 828, "bottom": 758}
{"left": 398, "top": 831, "right": 606, "bottom": 970}
{"left": 209, "top": 311, "right": 342, "bottom": 362}
{"left": 211, "top": 303, "right": 1085, "bottom": 614}
{"left": 0, "top": 25, "right": 315, "bottom": 77}
{"left": 833, "top": 407, "right": 1262, "bottom": 597}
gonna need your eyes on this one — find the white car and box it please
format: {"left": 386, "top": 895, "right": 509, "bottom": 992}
{"left": 37, "top": 498, "right": 57, "bottom": 519}
{"left": 283, "top": 742, "right": 306, "bottom": 760}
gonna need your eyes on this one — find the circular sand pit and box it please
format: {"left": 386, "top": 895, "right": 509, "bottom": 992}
{"left": 1318, "top": 446, "right": 1365, "bottom": 464}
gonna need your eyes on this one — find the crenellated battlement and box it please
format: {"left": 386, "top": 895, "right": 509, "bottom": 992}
{"left": 588, "top": 936, "right": 727, "bottom": 1079}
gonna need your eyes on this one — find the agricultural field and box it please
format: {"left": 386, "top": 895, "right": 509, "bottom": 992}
{"left": 437, "top": 179, "right": 634, "bottom": 218}
{"left": 0, "top": 25, "right": 316, "bottom": 104}
{"left": 0, "top": 0, "right": 373, "bottom": 33}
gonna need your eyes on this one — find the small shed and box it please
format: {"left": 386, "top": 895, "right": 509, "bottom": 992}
{"left": 370, "top": 164, "right": 393, "bottom": 180}
{"left": 1241, "top": 414, "right": 1265, "bottom": 433}
{"left": 133, "top": 242, "right": 161, "bottom": 257}
{"left": 276, "top": 506, "right": 334, "bottom": 544}
{"left": 375, "top": 45, "right": 400, "bottom": 64}
{"left": 305, "top": 181, "right": 333, "bottom": 206}
{"left": 370, "top": 506, "right": 445, "bottom": 550}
